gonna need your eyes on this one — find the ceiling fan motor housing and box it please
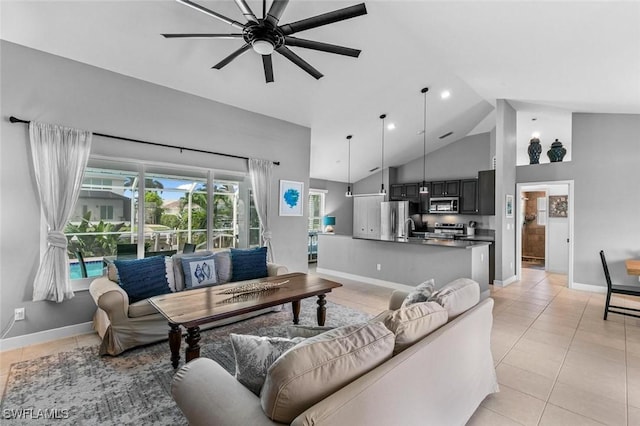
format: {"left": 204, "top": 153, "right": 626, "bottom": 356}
{"left": 244, "top": 22, "right": 284, "bottom": 54}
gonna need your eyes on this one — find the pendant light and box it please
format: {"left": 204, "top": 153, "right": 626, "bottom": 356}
{"left": 345, "top": 135, "right": 353, "bottom": 197}
{"left": 419, "top": 87, "right": 430, "bottom": 194}
{"left": 379, "top": 114, "right": 387, "bottom": 195}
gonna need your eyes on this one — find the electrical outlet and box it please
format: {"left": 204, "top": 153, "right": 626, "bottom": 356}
{"left": 376, "top": 263, "right": 381, "bottom": 271}
{"left": 14, "top": 308, "right": 25, "bottom": 321}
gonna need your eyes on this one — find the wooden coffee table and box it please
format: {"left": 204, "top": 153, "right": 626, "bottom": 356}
{"left": 149, "top": 272, "right": 342, "bottom": 369}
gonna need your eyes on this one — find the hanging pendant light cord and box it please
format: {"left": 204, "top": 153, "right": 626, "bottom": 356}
{"left": 346, "top": 135, "right": 352, "bottom": 196}
{"left": 422, "top": 88, "right": 428, "bottom": 184}
{"left": 380, "top": 114, "right": 386, "bottom": 194}
{"left": 420, "top": 87, "right": 429, "bottom": 193}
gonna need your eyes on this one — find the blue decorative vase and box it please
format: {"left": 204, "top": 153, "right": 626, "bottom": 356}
{"left": 528, "top": 137, "right": 542, "bottom": 164}
{"left": 547, "top": 139, "right": 567, "bottom": 162}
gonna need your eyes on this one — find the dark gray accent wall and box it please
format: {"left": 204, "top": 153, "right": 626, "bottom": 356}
{"left": 517, "top": 113, "right": 640, "bottom": 287}
{"left": 395, "top": 132, "right": 492, "bottom": 182}
{"left": 309, "top": 178, "right": 353, "bottom": 236}
{"left": 0, "top": 41, "right": 311, "bottom": 338}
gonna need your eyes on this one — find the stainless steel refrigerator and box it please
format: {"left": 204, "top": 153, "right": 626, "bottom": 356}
{"left": 380, "top": 201, "right": 410, "bottom": 240}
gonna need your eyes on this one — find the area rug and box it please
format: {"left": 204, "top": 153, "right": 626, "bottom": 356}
{"left": 0, "top": 300, "right": 371, "bottom": 425}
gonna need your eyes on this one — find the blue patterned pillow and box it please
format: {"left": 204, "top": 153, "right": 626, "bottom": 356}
{"left": 230, "top": 247, "right": 268, "bottom": 282}
{"left": 114, "top": 256, "right": 171, "bottom": 303}
{"left": 181, "top": 255, "right": 218, "bottom": 288}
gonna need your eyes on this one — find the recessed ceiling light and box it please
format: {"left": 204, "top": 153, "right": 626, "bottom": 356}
{"left": 440, "top": 90, "right": 451, "bottom": 99}
{"left": 387, "top": 123, "right": 396, "bottom": 130}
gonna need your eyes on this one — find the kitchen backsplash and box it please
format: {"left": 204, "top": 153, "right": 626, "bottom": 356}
{"left": 411, "top": 213, "right": 494, "bottom": 232}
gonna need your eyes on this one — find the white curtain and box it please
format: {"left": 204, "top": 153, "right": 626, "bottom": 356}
{"left": 29, "top": 121, "right": 92, "bottom": 302}
{"left": 248, "top": 158, "right": 275, "bottom": 263}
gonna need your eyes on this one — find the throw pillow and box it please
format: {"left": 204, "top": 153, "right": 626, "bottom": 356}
{"left": 181, "top": 255, "right": 218, "bottom": 288}
{"left": 171, "top": 251, "right": 213, "bottom": 292}
{"left": 372, "top": 302, "right": 448, "bottom": 354}
{"left": 114, "top": 256, "right": 171, "bottom": 303}
{"left": 165, "top": 256, "right": 177, "bottom": 292}
{"left": 401, "top": 279, "right": 435, "bottom": 307}
{"left": 261, "top": 322, "right": 395, "bottom": 423}
{"left": 230, "top": 247, "right": 268, "bottom": 282}
{"left": 104, "top": 258, "right": 120, "bottom": 283}
{"left": 230, "top": 334, "right": 304, "bottom": 396}
{"left": 428, "top": 278, "right": 480, "bottom": 318}
{"left": 286, "top": 325, "right": 333, "bottom": 339}
{"left": 214, "top": 250, "right": 232, "bottom": 284}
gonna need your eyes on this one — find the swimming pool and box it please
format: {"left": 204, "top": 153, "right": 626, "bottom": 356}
{"left": 70, "top": 261, "right": 104, "bottom": 280}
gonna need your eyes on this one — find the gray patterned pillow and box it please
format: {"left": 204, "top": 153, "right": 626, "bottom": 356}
{"left": 230, "top": 334, "right": 304, "bottom": 395}
{"left": 401, "top": 279, "right": 435, "bottom": 308}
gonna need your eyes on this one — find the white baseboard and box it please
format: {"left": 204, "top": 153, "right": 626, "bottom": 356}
{"left": 316, "top": 268, "right": 415, "bottom": 292}
{"left": 570, "top": 282, "right": 607, "bottom": 293}
{"left": 0, "top": 322, "right": 94, "bottom": 351}
{"left": 493, "top": 275, "right": 517, "bottom": 287}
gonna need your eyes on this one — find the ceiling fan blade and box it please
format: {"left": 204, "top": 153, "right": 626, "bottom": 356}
{"left": 284, "top": 36, "right": 361, "bottom": 57}
{"left": 212, "top": 44, "right": 252, "bottom": 69}
{"left": 276, "top": 46, "right": 323, "bottom": 80}
{"left": 162, "top": 33, "right": 243, "bottom": 39}
{"left": 176, "top": 0, "right": 245, "bottom": 30}
{"left": 262, "top": 55, "right": 274, "bottom": 83}
{"left": 233, "top": 0, "right": 258, "bottom": 22}
{"left": 265, "top": 0, "right": 290, "bottom": 26}
{"left": 280, "top": 3, "right": 367, "bottom": 35}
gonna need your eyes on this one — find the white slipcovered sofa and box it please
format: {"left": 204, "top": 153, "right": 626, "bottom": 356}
{"left": 171, "top": 279, "right": 498, "bottom": 425}
{"left": 89, "top": 250, "right": 288, "bottom": 356}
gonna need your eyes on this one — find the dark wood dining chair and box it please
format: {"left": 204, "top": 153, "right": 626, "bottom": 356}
{"left": 75, "top": 251, "right": 88, "bottom": 278}
{"left": 116, "top": 243, "right": 138, "bottom": 259}
{"left": 183, "top": 243, "right": 196, "bottom": 254}
{"left": 600, "top": 250, "right": 640, "bottom": 320}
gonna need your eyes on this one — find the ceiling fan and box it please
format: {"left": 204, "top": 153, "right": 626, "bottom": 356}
{"left": 162, "top": 0, "right": 367, "bottom": 83}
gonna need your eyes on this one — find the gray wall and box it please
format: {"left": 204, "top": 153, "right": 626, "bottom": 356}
{"left": 517, "top": 113, "right": 640, "bottom": 287}
{"left": 317, "top": 234, "right": 489, "bottom": 294}
{"left": 495, "top": 100, "right": 518, "bottom": 282}
{"left": 0, "top": 41, "right": 311, "bottom": 338}
{"left": 395, "top": 132, "right": 492, "bottom": 182}
{"left": 309, "top": 178, "right": 353, "bottom": 236}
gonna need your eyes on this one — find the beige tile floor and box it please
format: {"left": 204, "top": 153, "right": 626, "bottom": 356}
{"left": 1, "top": 267, "right": 639, "bottom": 425}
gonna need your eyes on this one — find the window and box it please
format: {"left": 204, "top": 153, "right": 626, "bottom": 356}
{"left": 63, "top": 159, "right": 253, "bottom": 281}
{"left": 99, "top": 205, "right": 114, "bottom": 220}
{"left": 308, "top": 190, "right": 326, "bottom": 232}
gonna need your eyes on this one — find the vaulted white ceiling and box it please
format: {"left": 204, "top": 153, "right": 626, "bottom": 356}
{"left": 2, "top": 0, "right": 639, "bottom": 182}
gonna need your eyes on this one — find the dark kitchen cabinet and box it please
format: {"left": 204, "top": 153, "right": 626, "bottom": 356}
{"left": 478, "top": 170, "right": 495, "bottom": 215}
{"left": 390, "top": 183, "right": 419, "bottom": 202}
{"left": 460, "top": 179, "right": 479, "bottom": 214}
{"left": 431, "top": 180, "right": 460, "bottom": 197}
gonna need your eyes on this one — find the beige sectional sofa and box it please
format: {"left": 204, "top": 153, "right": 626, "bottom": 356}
{"left": 171, "top": 281, "right": 498, "bottom": 426}
{"left": 89, "top": 250, "right": 288, "bottom": 356}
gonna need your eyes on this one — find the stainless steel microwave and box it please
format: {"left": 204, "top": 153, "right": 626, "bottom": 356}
{"left": 429, "top": 197, "right": 459, "bottom": 214}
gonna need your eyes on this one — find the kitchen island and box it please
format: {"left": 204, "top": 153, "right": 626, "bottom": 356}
{"left": 317, "top": 234, "right": 490, "bottom": 298}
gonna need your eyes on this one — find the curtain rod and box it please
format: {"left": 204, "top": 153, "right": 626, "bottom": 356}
{"left": 8, "top": 116, "right": 280, "bottom": 166}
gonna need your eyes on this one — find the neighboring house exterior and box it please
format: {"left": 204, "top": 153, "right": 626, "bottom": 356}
{"left": 71, "top": 190, "right": 132, "bottom": 223}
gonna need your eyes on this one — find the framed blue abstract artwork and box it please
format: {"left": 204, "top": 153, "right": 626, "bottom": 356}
{"left": 279, "top": 180, "right": 304, "bottom": 216}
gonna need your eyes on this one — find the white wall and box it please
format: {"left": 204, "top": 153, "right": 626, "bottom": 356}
{"left": 547, "top": 184, "right": 570, "bottom": 274}
{"left": 0, "top": 41, "right": 311, "bottom": 338}
{"left": 517, "top": 110, "right": 572, "bottom": 165}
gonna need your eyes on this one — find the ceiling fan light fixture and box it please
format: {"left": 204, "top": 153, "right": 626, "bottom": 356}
{"left": 252, "top": 39, "right": 275, "bottom": 55}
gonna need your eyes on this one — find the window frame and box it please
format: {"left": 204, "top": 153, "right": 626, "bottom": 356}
{"left": 54, "top": 155, "right": 250, "bottom": 291}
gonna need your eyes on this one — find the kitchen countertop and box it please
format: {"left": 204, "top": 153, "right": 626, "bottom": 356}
{"left": 352, "top": 236, "right": 491, "bottom": 249}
